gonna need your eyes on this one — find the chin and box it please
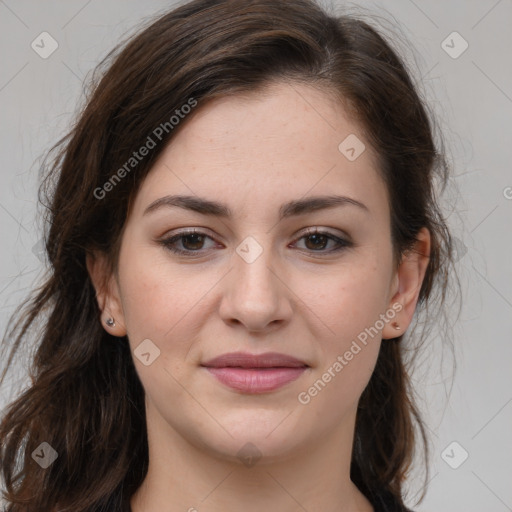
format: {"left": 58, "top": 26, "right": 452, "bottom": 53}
{"left": 203, "top": 433, "right": 303, "bottom": 466}
{"left": 196, "top": 414, "right": 307, "bottom": 463}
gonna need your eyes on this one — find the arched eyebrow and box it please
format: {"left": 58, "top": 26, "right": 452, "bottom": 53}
{"left": 143, "top": 194, "right": 369, "bottom": 220}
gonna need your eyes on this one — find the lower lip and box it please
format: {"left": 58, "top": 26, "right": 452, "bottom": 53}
{"left": 204, "top": 367, "right": 308, "bottom": 393}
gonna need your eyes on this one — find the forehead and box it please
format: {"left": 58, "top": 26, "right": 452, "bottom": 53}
{"left": 132, "top": 81, "right": 388, "bottom": 221}
{"left": 163, "top": 82, "right": 369, "bottom": 162}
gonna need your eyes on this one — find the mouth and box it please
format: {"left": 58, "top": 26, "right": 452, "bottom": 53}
{"left": 200, "top": 351, "right": 310, "bottom": 394}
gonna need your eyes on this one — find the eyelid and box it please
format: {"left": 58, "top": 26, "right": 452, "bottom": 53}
{"left": 295, "top": 226, "right": 350, "bottom": 240}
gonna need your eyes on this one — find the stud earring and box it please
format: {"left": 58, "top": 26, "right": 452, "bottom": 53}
{"left": 105, "top": 317, "right": 115, "bottom": 327}
{"left": 392, "top": 321, "right": 400, "bottom": 330}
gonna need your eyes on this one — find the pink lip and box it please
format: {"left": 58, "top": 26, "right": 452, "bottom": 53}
{"left": 201, "top": 351, "right": 309, "bottom": 393}
{"left": 204, "top": 367, "right": 307, "bottom": 393}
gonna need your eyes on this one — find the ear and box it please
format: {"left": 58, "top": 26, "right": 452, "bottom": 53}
{"left": 86, "top": 250, "right": 127, "bottom": 337}
{"left": 382, "top": 227, "right": 431, "bottom": 340}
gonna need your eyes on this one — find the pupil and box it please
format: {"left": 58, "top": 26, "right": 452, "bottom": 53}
{"left": 306, "top": 234, "right": 326, "bottom": 250}
{"left": 184, "top": 234, "right": 203, "bottom": 250}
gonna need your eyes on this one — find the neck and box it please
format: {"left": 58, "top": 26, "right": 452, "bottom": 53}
{"left": 130, "top": 403, "right": 374, "bottom": 512}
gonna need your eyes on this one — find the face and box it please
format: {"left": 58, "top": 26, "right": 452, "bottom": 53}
{"left": 90, "top": 81, "right": 427, "bottom": 464}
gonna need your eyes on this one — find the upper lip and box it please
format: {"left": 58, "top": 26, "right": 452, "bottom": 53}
{"left": 201, "top": 351, "right": 309, "bottom": 368}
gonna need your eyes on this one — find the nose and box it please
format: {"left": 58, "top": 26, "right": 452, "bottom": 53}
{"left": 218, "top": 239, "right": 293, "bottom": 333}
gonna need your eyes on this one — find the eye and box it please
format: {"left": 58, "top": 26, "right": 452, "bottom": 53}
{"left": 291, "top": 228, "right": 352, "bottom": 254}
{"left": 159, "top": 227, "right": 352, "bottom": 257}
{"left": 159, "top": 229, "right": 217, "bottom": 256}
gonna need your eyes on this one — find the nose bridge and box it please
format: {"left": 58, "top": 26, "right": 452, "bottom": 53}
{"left": 219, "top": 233, "right": 291, "bottom": 330}
{"left": 233, "top": 234, "right": 279, "bottom": 303}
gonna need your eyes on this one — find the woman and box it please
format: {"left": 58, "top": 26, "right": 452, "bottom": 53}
{"left": 0, "top": 0, "right": 456, "bottom": 510}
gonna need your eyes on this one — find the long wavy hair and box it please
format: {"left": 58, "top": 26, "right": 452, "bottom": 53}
{"left": 0, "top": 0, "right": 458, "bottom": 510}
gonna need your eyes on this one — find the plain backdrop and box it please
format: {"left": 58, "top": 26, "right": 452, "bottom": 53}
{"left": 0, "top": 1, "right": 511, "bottom": 511}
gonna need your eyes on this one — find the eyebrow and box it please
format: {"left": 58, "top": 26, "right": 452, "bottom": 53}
{"left": 143, "top": 194, "right": 369, "bottom": 220}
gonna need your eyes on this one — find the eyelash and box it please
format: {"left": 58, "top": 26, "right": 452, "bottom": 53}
{"left": 159, "top": 228, "right": 352, "bottom": 257}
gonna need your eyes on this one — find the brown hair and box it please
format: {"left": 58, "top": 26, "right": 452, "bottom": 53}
{"left": 0, "top": 0, "right": 458, "bottom": 510}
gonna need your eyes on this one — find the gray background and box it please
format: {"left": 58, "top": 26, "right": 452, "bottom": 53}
{"left": 1, "top": 1, "right": 511, "bottom": 511}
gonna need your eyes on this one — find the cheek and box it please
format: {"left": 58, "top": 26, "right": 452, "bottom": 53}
{"left": 297, "top": 282, "right": 383, "bottom": 417}
{"left": 301, "top": 258, "right": 389, "bottom": 341}
{"left": 118, "top": 246, "right": 224, "bottom": 379}
{"left": 118, "top": 243, "right": 198, "bottom": 332}
{"left": 296, "top": 257, "right": 388, "bottom": 392}
{"left": 118, "top": 252, "right": 205, "bottom": 399}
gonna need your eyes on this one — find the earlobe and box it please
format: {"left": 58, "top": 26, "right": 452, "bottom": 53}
{"left": 382, "top": 227, "right": 431, "bottom": 340}
{"left": 86, "top": 251, "right": 127, "bottom": 337}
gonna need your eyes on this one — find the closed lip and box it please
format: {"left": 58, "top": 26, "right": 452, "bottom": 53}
{"left": 201, "top": 351, "right": 309, "bottom": 368}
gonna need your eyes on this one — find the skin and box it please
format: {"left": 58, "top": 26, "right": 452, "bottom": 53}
{"left": 87, "top": 81, "right": 430, "bottom": 512}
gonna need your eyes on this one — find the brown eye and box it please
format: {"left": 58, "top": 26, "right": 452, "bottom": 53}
{"left": 303, "top": 232, "right": 330, "bottom": 251}
{"left": 160, "top": 229, "right": 217, "bottom": 256}
{"left": 293, "top": 229, "right": 352, "bottom": 254}
{"left": 179, "top": 233, "right": 207, "bottom": 251}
